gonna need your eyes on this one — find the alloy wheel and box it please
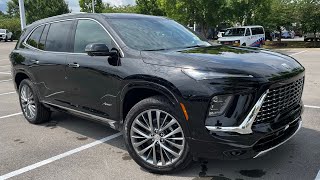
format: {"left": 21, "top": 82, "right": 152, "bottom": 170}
{"left": 20, "top": 84, "right": 37, "bottom": 119}
{"left": 130, "top": 109, "right": 185, "bottom": 167}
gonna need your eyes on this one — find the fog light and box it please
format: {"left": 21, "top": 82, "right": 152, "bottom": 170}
{"left": 208, "top": 95, "right": 232, "bottom": 116}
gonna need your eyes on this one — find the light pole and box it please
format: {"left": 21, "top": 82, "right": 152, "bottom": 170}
{"left": 18, "top": 0, "right": 26, "bottom": 30}
{"left": 92, "top": 0, "right": 95, "bottom": 13}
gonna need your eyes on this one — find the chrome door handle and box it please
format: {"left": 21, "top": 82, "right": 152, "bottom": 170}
{"left": 30, "top": 59, "right": 39, "bottom": 64}
{"left": 68, "top": 63, "right": 80, "bottom": 68}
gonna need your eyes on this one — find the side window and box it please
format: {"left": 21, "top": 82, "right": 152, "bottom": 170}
{"left": 38, "top": 24, "right": 50, "bottom": 50}
{"left": 26, "top": 26, "right": 45, "bottom": 48}
{"left": 73, "top": 19, "right": 113, "bottom": 53}
{"left": 252, "top": 28, "right": 264, "bottom": 35}
{"left": 45, "top": 21, "right": 73, "bottom": 52}
{"left": 245, "top": 28, "right": 251, "bottom": 36}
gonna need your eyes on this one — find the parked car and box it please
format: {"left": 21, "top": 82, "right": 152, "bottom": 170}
{"left": 218, "top": 26, "right": 265, "bottom": 47}
{"left": 281, "top": 31, "right": 294, "bottom": 39}
{"left": 11, "top": 13, "right": 305, "bottom": 173}
{"left": 0, "top": 29, "right": 13, "bottom": 42}
{"left": 304, "top": 33, "right": 320, "bottom": 41}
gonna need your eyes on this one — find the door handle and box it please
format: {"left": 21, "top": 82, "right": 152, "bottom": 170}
{"left": 30, "top": 59, "right": 39, "bottom": 64}
{"left": 68, "top": 63, "right": 80, "bottom": 68}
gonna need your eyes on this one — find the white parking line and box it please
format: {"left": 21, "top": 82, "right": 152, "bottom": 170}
{"left": 0, "top": 72, "right": 11, "bottom": 75}
{"left": 290, "top": 50, "right": 308, "bottom": 56}
{"left": 315, "top": 170, "right": 320, "bottom": 180}
{"left": 0, "top": 132, "right": 122, "bottom": 180}
{"left": 0, "top": 91, "right": 15, "bottom": 96}
{"left": 0, "top": 112, "right": 22, "bottom": 119}
{"left": 0, "top": 65, "right": 10, "bottom": 68}
{"left": 305, "top": 105, "right": 320, "bottom": 109}
{"left": 0, "top": 79, "right": 12, "bottom": 83}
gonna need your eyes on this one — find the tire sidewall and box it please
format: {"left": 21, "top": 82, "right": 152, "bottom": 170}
{"left": 123, "top": 97, "right": 191, "bottom": 173}
{"left": 18, "top": 79, "right": 39, "bottom": 123}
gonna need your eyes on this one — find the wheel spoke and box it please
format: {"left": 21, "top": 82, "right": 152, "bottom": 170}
{"left": 165, "top": 139, "right": 184, "bottom": 150}
{"left": 138, "top": 141, "right": 155, "bottom": 155}
{"left": 156, "top": 111, "right": 161, "bottom": 129}
{"left": 135, "top": 119, "right": 150, "bottom": 132}
{"left": 132, "top": 127, "right": 151, "bottom": 139}
{"left": 152, "top": 143, "right": 157, "bottom": 165}
{"left": 133, "top": 138, "right": 150, "bottom": 148}
{"left": 147, "top": 111, "right": 154, "bottom": 131}
{"left": 160, "top": 146, "right": 166, "bottom": 166}
{"left": 160, "top": 143, "right": 179, "bottom": 158}
{"left": 160, "top": 114, "right": 168, "bottom": 129}
{"left": 163, "top": 127, "right": 182, "bottom": 138}
{"left": 160, "top": 119, "right": 176, "bottom": 132}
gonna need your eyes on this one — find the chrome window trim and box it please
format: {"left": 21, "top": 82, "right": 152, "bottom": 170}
{"left": 22, "top": 18, "right": 124, "bottom": 57}
{"left": 205, "top": 90, "right": 269, "bottom": 134}
{"left": 43, "top": 101, "right": 117, "bottom": 129}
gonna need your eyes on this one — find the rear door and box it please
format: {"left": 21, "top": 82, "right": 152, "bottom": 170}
{"left": 65, "top": 19, "right": 121, "bottom": 120}
{"left": 25, "top": 20, "right": 74, "bottom": 105}
{"left": 250, "top": 27, "right": 265, "bottom": 47}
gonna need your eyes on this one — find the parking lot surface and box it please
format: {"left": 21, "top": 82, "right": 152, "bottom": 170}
{"left": 0, "top": 41, "right": 319, "bottom": 180}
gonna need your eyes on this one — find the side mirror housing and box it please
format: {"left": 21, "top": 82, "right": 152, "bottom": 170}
{"left": 85, "top": 43, "right": 118, "bottom": 56}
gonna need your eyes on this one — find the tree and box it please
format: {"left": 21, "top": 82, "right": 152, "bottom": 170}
{"left": 136, "top": 0, "right": 165, "bottom": 16}
{"left": 228, "top": 0, "right": 273, "bottom": 26}
{"left": 102, "top": 4, "right": 137, "bottom": 13}
{"left": 79, "top": 0, "right": 104, "bottom": 13}
{"left": 298, "top": 0, "right": 320, "bottom": 46}
{"left": 7, "top": 0, "right": 70, "bottom": 24}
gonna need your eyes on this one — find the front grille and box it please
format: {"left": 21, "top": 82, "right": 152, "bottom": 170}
{"left": 255, "top": 78, "right": 304, "bottom": 123}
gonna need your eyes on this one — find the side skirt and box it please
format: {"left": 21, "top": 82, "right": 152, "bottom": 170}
{"left": 42, "top": 101, "right": 120, "bottom": 130}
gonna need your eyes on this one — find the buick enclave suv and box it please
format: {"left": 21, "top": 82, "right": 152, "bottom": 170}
{"left": 10, "top": 13, "right": 305, "bottom": 173}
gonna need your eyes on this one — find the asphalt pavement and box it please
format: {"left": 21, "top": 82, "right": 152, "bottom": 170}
{"left": 0, "top": 41, "right": 319, "bottom": 180}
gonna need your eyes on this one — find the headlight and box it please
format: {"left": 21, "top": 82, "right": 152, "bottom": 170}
{"left": 234, "top": 40, "right": 240, "bottom": 44}
{"left": 182, "top": 69, "right": 253, "bottom": 80}
{"left": 208, "top": 95, "right": 233, "bottom": 116}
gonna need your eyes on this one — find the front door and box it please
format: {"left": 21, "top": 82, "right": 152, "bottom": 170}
{"left": 65, "top": 19, "right": 121, "bottom": 120}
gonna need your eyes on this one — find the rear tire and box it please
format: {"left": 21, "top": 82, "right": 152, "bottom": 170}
{"left": 10, "top": 37, "right": 13, "bottom": 41}
{"left": 18, "top": 79, "right": 51, "bottom": 124}
{"left": 123, "top": 96, "right": 192, "bottom": 174}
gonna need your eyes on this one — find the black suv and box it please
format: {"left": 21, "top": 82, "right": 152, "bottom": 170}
{"left": 10, "top": 13, "right": 305, "bottom": 173}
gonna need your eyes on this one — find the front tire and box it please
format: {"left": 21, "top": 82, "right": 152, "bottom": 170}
{"left": 123, "top": 96, "right": 192, "bottom": 173}
{"left": 19, "top": 79, "right": 51, "bottom": 124}
{"left": 5, "top": 36, "right": 7, "bottom": 42}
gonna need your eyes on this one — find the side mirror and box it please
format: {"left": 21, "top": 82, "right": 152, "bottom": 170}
{"left": 85, "top": 43, "right": 118, "bottom": 56}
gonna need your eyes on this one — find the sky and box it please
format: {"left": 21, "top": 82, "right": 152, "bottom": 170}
{"left": 0, "top": 0, "right": 136, "bottom": 13}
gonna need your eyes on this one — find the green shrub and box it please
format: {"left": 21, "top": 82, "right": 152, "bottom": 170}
{"left": 0, "top": 17, "right": 21, "bottom": 40}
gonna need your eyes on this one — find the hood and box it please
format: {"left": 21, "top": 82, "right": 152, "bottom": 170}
{"left": 218, "top": 36, "right": 243, "bottom": 41}
{"left": 0, "top": 33, "right": 5, "bottom": 35}
{"left": 141, "top": 45, "right": 304, "bottom": 80}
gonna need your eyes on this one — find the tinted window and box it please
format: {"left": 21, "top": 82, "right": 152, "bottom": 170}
{"left": 27, "top": 26, "right": 45, "bottom": 48}
{"left": 224, "top": 28, "right": 245, "bottom": 37}
{"left": 73, "top": 20, "right": 113, "bottom": 53}
{"left": 251, "top": 27, "right": 264, "bottom": 35}
{"left": 39, "top": 24, "right": 50, "bottom": 50}
{"left": 45, "top": 21, "right": 73, "bottom": 52}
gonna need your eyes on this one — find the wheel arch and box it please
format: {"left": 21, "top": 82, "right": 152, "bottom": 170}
{"left": 120, "top": 81, "right": 181, "bottom": 124}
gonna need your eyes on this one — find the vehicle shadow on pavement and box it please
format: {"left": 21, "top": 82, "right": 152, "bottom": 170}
{"left": 44, "top": 112, "right": 320, "bottom": 180}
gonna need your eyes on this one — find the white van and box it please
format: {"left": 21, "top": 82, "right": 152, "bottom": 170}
{"left": 218, "top": 26, "right": 265, "bottom": 47}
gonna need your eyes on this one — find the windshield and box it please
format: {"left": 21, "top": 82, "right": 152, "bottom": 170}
{"left": 224, "top": 28, "right": 245, "bottom": 37}
{"left": 0, "top": 29, "right": 5, "bottom": 33}
{"left": 108, "top": 18, "right": 211, "bottom": 51}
